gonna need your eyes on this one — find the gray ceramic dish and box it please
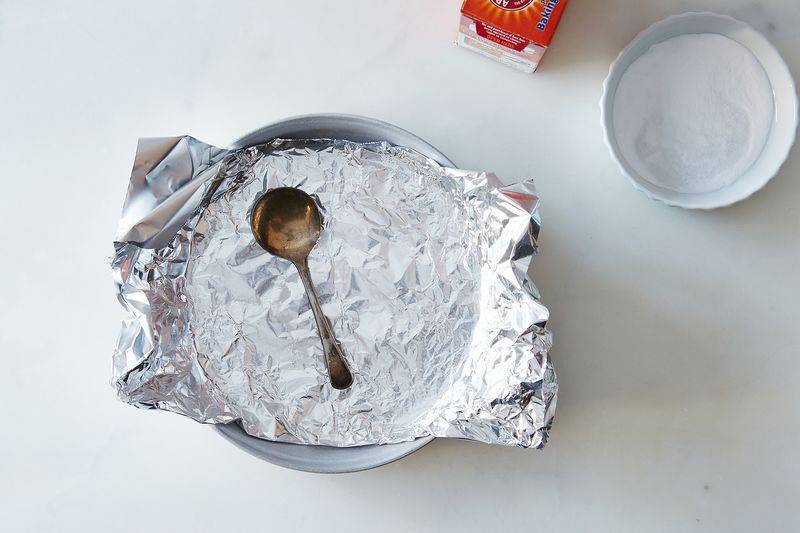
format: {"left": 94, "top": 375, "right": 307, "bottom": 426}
{"left": 215, "top": 114, "right": 455, "bottom": 473}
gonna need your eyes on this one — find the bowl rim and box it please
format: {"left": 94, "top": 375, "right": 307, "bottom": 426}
{"left": 213, "top": 113, "right": 454, "bottom": 473}
{"left": 600, "top": 11, "right": 798, "bottom": 209}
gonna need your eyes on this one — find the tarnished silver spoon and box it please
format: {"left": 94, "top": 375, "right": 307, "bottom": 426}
{"left": 250, "top": 187, "right": 353, "bottom": 390}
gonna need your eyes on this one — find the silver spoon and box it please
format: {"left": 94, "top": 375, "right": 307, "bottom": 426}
{"left": 250, "top": 187, "right": 353, "bottom": 390}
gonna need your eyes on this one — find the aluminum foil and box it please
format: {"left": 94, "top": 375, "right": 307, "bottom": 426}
{"left": 112, "top": 136, "right": 557, "bottom": 448}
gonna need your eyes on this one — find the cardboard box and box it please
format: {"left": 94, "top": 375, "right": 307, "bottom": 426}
{"left": 457, "top": 0, "right": 568, "bottom": 73}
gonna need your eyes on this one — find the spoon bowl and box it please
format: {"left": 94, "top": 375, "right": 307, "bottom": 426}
{"left": 251, "top": 187, "right": 322, "bottom": 263}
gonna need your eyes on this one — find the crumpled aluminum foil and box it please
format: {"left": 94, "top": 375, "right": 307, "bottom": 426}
{"left": 112, "top": 136, "right": 557, "bottom": 448}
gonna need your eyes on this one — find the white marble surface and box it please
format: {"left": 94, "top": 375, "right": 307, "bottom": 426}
{"left": 1, "top": 1, "right": 798, "bottom": 531}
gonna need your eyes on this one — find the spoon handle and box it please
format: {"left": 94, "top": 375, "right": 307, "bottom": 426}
{"left": 295, "top": 259, "right": 354, "bottom": 390}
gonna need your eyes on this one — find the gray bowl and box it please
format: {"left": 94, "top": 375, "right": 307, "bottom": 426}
{"left": 215, "top": 114, "right": 455, "bottom": 473}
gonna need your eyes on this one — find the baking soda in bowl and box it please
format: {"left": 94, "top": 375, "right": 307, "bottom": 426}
{"left": 613, "top": 33, "right": 774, "bottom": 194}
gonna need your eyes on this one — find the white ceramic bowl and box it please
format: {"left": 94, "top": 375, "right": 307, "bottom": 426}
{"left": 601, "top": 12, "right": 798, "bottom": 209}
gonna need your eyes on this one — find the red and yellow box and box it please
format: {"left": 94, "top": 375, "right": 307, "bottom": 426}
{"left": 457, "top": 0, "right": 568, "bottom": 73}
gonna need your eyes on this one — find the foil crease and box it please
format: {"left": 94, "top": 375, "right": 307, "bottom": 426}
{"left": 112, "top": 136, "right": 557, "bottom": 448}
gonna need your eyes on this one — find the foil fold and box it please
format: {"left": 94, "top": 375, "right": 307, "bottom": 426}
{"left": 112, "top": 136, "right": 557, "bottom": 448}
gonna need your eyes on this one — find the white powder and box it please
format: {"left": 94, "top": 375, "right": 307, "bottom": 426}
{"left": 613, "top": 33, "right": 774, "bottom": 194}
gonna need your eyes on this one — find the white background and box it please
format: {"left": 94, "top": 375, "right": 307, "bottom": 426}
{"left": 1, "top": 1, "right": 798, "bottom": 531}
